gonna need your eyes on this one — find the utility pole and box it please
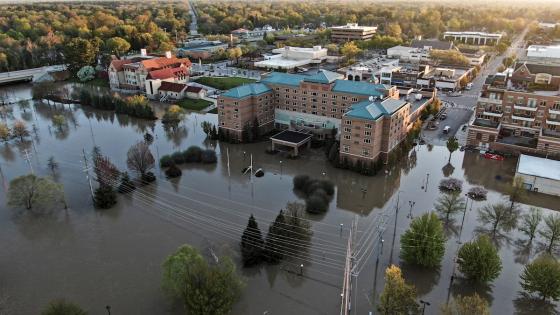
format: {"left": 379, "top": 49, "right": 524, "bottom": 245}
{"left": 389, "top": 191, "right": 401, "bottom": 265}
{"left": 340, "top": 216, "right": 358, "bottom": 315}
{"left": 82, "top": 148, "right": 95, "bottom": 204}
{"left": 23, "top": 149, "right": 33, "bottom": 174}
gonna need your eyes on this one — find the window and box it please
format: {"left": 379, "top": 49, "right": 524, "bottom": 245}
{"left": 342, "top": 96, "right": 347, "bottom": 100}
{"left": 364, "top": 138, "right": 371, "bottom": 144}
{"left": 345, "top": 120, "right": 352, "bottom": 125}
{"left": 344, "top": 127, "right": 351, "bottom": 132}
{"left": 476, "top": 133, "right": 482, "bottom": 140}
{"left": 352, "top": 97, "right": 358, "bottom": 102}
{"left": 322, "top": 94, "right": 327, "bottom": 97}
{"left": 343, "top": 145, "right": 349, "bottom": 153}
{"left": 365, "top": 131, "right": 371, "bottom": 136}
{"left": 362, "top": 149, "right": 369, "bottom": 156}
{"left": 365, "top": 123, "right": 372, "bottom": 129}
{"left": 489, "top": 135, "right": 495, "bottom": 142}
{"left": 344, "top": 135, "right": 351, "bottom": 140}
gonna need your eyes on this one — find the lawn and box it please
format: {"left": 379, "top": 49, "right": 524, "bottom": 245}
{"left": 193, "top": 76, "right": 256, "bottom": 90}
{"left": 177, "top": 98, "right": 213, "bottom": 111}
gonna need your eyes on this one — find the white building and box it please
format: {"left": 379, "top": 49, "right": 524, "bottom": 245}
{"left": 342, "top": 57, "right": 400, "bottom": 82}
{"left": 443, "top": 31, "right": 502, "bottom": 45}
{"left": 516, "top": 154, "right": 560, "bottom": 196}
{"left": 330, "top": 23, "right": 377, "bottom": 42}
{"left": 526, "top": 45, "right": 560, "bottom": 60}
{"left": 254, "top": 46, "right": 328, "bottom": 70}
{"left": 538, "top": 22, "right": 560, "bottom": 29}
{"left": 386, "top": 46, "right": 429, "bottom": 62}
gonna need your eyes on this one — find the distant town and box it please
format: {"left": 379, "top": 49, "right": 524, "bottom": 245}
{"left": 1, "top": 1, "right": 560, "bottom": 315}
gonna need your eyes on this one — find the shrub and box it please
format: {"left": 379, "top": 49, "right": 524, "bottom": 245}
{"left": 171, "top": 151, "right": 185, "bottom": 164}
{"left": 160, "top": 155, "right": 173, "bottom": 168}
{"left": 457, "top": 235, "right": 502, "bottom": 283}
{"left": 118, "top": 172, "right": 136, "bottom": 193}
{"left": 201, "top": 149, "right": 217, "bottom": 163}
{"left": 305, "top": 190, "right": 329, "bottom": 214}
{"left": 94, "top": 185, "right": 117, "bottom": 209}
{"left": 165, "top": 164, "right": 182, "bottom": 178}
{"left": 468, "top": 186, "right": 488, "bottom": 200}
{"left": 439, "top": 178, "right": 463, "bottom": 193}
{"left": 293, "top": 175, "right": 310, "bottom": 191}
{"left": 183, "top": 146, "right": 203, "bottom": 163}
{"left": 141, "top": 171, "right": 156, "bottom": 183}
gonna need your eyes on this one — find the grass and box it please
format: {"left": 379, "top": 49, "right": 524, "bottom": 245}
{"left": 193, "top": 76, "right": 256, "bottom": 90}
{"left": 177, "top": 98, "right": 213, "bottom": 111}
{"left": 208, "top": 108, "right": 218, "bottom": 114}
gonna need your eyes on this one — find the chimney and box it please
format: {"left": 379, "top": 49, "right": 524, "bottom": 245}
{"left": 140, "top": 48, "right": 147, "bottom": 57}
{"left": 165, "top": 51, "right": 172, "bottom": 59}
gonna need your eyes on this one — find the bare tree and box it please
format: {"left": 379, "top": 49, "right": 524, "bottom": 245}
{"left": 478, "top": 203, "right": 518, "bottom": 236}
{"left": 540, "top": 214, "right": 560, "bottom": 253}
{"left": 435, "top": 192, "right": 466, "bottom": 222}
{"left": 12, "top": 120, "right": 29, "bottom": 141}
{"left": 126, "top": 141, "right": 155, "bottom": 178}
{"left": 47, "top": 156, "right": 58, "bottom": 176}
{"left": 519, "top": 207, "right": 542, "bottom": 243}
{"left": 7, "top": 174, "right": 64, "bottom": 212}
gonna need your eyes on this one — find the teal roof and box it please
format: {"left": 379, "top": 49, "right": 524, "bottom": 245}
{"left": 345, "top": 98, "right": 408, "bottom": 121}
{"left": 332, "top": 80, "right": 389, "bottom": 97}
{"left": 260, "top": 72, "right": 307, "bottom": 86}
{"left": 303, "top": 70, "right": 342, "bottom": 84}
{"left": 221, "top": 83, "right": 272, "bottom": 98}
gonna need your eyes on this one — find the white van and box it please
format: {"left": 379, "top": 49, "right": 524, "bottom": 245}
{"left": 443, "top": 126, "right": 451, "bottom": 134}
{"left": 466, "top": 83, "right": 473, "bottom": 90}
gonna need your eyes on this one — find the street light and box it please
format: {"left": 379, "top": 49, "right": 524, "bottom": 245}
{"left": 106, "top": 305, "right": 111, "bottom": 315}
{"left": 419, "top": 300, "right": 430, "bottom": 315}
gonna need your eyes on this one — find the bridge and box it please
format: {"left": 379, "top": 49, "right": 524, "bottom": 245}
{"left": 0, "top": 65, "right": 66, "bottom": 85}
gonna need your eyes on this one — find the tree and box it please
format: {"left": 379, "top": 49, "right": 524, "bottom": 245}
{"left": 64, "top": 38, "right": 99, "bottom": 74}
{"left": 241, "top": 214, "right": 265, "bottom": 267}
{"left": 435, "top": 192, "right": 466, "bottom": 221}
{"left": 162, "top": 105, "right": 185, "bottom": 124}
{"left": 507, "top": 176, "right": 526, "bottom": 211}
{"left": 76, "top": 66, "right": 95, "bottom": 82}
{"left": 161, "top": 245, "right": 244, "bottom": 315}
{"left": 7, "top": 174, "right": 64, "bottom": 211}
{"left": 227, "top": 47, "right": 242, "bottom": 64}
{"left": 118, "top": 172, "right": 136, "bottom": 193}
{"left": 440, "top": 293, "right": 490, "bottom": 315}
{"left": 477, "top": 202, "right": 518, "bottom": 235}
{"left": 51, "top": 115, "right": 66, "bottom": 131}
{"left": 540, "top": 213, "right": 560, "bottom": 253}
{"left": 0, "top": 122, "right": 10, "bottom": 142}
{"left": 47, "top": 156, "right": 58, "bottom": 176}
{"left": 400, "top": 212, "right": 446, "bottom": 268}
{"left": 94, "top": 185, "right": 117, "bottom": 209}
{"left": 106, "top": 37, "right": 131, "bottom": 57}
{"left": 429, "top": 50, "right": 470, "bottom": 66}
{"left": 520, "top": 254, "right": 560, "bottom": 301}
{"left": 378, "top": 265, "right": 419, "bottom": 315}
{"left": 519, "top": 207, "right": 542, "bottom": 243}
{"left": 446, "top": 137, "right": 459, "bottom": 163}
{"left": 12, "top": 120, "right": 29, "bottom": 141}
{"left": 201, "top": 121, "right": 212, "bottom": 136}
{"left": 264, "top": 210, "right": 288, "bottom": 264}
{"left": 41, "top": 299, "right": 87, "bottom": 315}
{"left": 93, "top": 154, "right": 120, "bottom": 188}
{"left": 385, "top": 22, "right": 402, "bottom": 38}
{"left": 340, "top": 41, "right": 362, "bottom": 60}
{"left": 457, "top": 235, "right": 502, "bottom": 283}
{"left": 127, "top": 141, "right": 155, "bottom": 178}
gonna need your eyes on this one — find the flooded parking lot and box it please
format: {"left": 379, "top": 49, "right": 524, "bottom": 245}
{"left": 0, "top": 83, "right": 559, "bottom": 314}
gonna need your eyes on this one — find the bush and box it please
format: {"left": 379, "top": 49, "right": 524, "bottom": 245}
{"left": 201, "top": 149, "right": 217, "bottom": 163}
{"left": 165, "top": 164, "right": 183, "bottom": 178}
{"left": 94, "top": 185, "right": 117, "bottom": 209}
{"left": 183, "top": 146, "right": 203, "bottom": 163}
{"left": 118, "top": 172, "right": 135, "bottom": 193}
{"left": 293, "top": 175, "right": 310, "bottom": 191}
{"left": 160, "top": 155, "right": 173, "bottom": 168}
{"left": 77, "top": 65, "right": 95, "bottom": 82}
{"left": 468, "top": 186, "right": 488, "bottom": 200}
{"left": 439, "top": 178, "right": 463, "bottom": 193}
{"left": 171, "top": 151, "right": 185, "bottom": 164}
{"left": 305, "top": 190, "right": 329, "bottom": 214}
{"left": 141, "top": 171, "right": 156, "bottom": 183}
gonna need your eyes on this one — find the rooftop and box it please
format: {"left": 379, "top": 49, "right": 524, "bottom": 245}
{"left": 330, "top": 23, "right": 377, "bottom": 31}
{"left": 345, "top": 98, "right": 407, "bottom": 121}
{"left": 270, "top": 130, "right": 313, "bottom": 145}
{"left": 517, "top": 154, "right": 560, "bottom": 181}
{"left": 331, "top": 80, "right": 389, "bottom": 96}
{"left": 221, "top": 83, "right": 272, "bottom": 98}
{"left": 159, "top": 81, "right": 187, "bottom": 93}
{"left": 411, "top": 39, "right": 454, "bottom": 50}
{"left": 443, "top": 31, "right": 502, "bottom": 38}
{"left": 302, "top": 70, "right": 343, "bottom": 84}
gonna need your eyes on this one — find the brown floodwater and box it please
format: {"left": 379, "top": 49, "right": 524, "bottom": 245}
{"left": 0, "top": 83, "right": 559, "bottom": 315}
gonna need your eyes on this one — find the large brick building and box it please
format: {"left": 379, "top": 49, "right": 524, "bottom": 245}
{"left": 467, "top": 60, "right": 560, "bottom": 157}
{"left": 218, "top": 70, "right": 434, "bottom": 165}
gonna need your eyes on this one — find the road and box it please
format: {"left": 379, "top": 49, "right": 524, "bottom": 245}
{"left": 186, "top": 0, "right": 198, "bottom": 36}
{"left": 423, "top": 26, "right": 530, "bottom": 146}
{"left": 0, "top": 64, "right": 66, "bottom": 84}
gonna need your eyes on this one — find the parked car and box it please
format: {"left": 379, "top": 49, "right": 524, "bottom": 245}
{"left": 443, "top": 126, "right": 451, "bottom": 134}
{"left": 439, "top": 113, "right": 447, "bottom": 120}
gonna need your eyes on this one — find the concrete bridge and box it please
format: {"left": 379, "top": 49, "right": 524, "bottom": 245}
{"left": 0, "top": 65, "right": 66, "bottom": 85}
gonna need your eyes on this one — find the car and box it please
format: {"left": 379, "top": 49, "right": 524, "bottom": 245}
{"left": 443, "top": 126, "right": 451, "bottom": 134}
{"left": 461, "top": 124, "right": 467, "bottom": 131}
{"left": 439, "top": 113, "right": 447, "bottom": 120}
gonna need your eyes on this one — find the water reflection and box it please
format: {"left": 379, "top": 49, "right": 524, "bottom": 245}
{"left": 401, "top": 263, "right": 440, "bottom": 296}
{"left": 513, "top": 292, "right": 559, "bottom": 315}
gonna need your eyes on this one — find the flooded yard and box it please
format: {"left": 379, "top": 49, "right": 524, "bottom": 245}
{"left": 0, "top": 83, "right": 559, "bottom": 314}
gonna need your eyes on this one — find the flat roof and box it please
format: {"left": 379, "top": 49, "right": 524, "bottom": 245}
{"left": 517, "top": 154, "right": 560, "bottom": 181}
{"left": 270, "top": 130, "right": 312, "bottom": 145}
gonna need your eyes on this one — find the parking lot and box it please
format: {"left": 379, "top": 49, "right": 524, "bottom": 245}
{"left": 421, "top": 105, "right": 473, "bottom": 146}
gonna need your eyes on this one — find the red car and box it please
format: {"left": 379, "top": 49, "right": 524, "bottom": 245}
{"left": 483, "top": 153, "right": 505, "bottom": 161}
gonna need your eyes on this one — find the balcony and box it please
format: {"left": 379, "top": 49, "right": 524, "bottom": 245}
{"left": 546, "top": 119, "right": 560, "bottom": 126}
{"left": 482, "top": 109, "right": 503, "bottom": 118}
{"left": 472, "top": 118, "right": 500, "bottom": 129}
{"left": 512, "top": 114, "right": 535, "bottom": 122}
{"left": 477, "top": 96, "right": 502, "bottom": 105}
{"left": 549, "top": 108, "right": 560, "bottom": 115}
{"left": 513, "top": 104, "right": 538, "bottom": 111}
{"left": 497, "top": 129, "right": 538, "bottom": 148}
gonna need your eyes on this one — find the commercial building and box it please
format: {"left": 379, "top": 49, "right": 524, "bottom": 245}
{"left": 458, "top": 47, "right": 486, "bottom": 66}
{"left": 410, "top": 39, "right": 455, "bottom": 51}
{"left": 340, "top": 57, "right": 400, "bottom": 82}
{"left": 538, "top": 22, "right": 560, "bottom": 29}
{"left": 254, "top": 46, "right": 328, "bottom": 70}
{"left": 526, "top": 45, "right": 560, "bottom": 61}
{"left": 108, "top": 51, "right": 191, "bottom": 92}
{"left": 330, "top": 23, "right": 377, "bottom": 42}
{"left": 217, "top": 70, "right": 434, "bottom": 165}
{"left": 386, "top": 46, "right": 430, "bottom": 63}
{"left": 178, "top": 39, "right": 229, "bottom": 60}
{"left": 516, "top": 154, "right": 560, "bottom": 196}
{"left": 467, "top": 60, "right": 560, "bottom": 158}
{"left": 231, "top": 27, "right": 272, "bottom": 42}
{"left": 443, "top": 31, "right": 502, "bottom": 45}
{"left": 417, "top": 65, "right": 474, "bottom": 92}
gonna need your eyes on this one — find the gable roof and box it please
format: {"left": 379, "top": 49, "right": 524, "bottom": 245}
{"left": 159, "top": 81, "right": 187, "bottom": 93}
{"left": 110, "top": 59, "right": 132, "bottom": 71}
{"left": 303, "top": 70, "right": 343, "bottom": 84}
{"left": 141, "top": 57, "right": 192, "bottom": 70}
{"left": 147, "top": 67, "right": 188, "bottom": 80}
{"left": 186, "top": 86, "right": 204, "bottom": 93}
{"left": 221, "top": 83, "right": 272, "bottom": 98}
{"left": 411, "top": 39, "right": 454, "bottom": 50}
{"left": 345, "top": 98, "right": 408, "bottom": 121}
{"left": 332, "top": 80, "right": 390, "bottom": 96}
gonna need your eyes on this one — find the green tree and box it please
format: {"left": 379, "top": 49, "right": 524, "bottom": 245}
{"left": 105, "top": 36, "right": 131, "bottom": 57}
{"left": 520, "top": 254, "right": 560, "bottom": 301}
{"left": 400, "top": 212, "right": 446, "bottom": 268}
{"left": 540, "top": 213, "right": 560, "bottom": 253}
{"left": 52, "top": 115, "right": 66, "bottom": 131}
{"left": 264, "top": 210, "right": 288, "bottom": 263}
{"left": 378, "top": 265, "right": 419, "bottom": 315}
{"left": 162, "top": 245, "right": 244, "bottom": 315}
{"left": 477, "top": 202, "right": 518, "bottom": 235}
{"left": 12, "top": 120, "right": 29, "bottom": 141}
{"left": 440, "top": 293, "right": 489, "bottom": 315}
{"left": 76, "top": 66, "right": 95, "bottom": 82}
{"left": 7, "top": 174, "right": 64, "bottom": 211}
{"left": 519, "top": 207, "right": 542, "bottom": 243}
{"left": 435, "top": 192, "right": 466, "bottom": 221}
{"left": 94, "top": 185, "right": 117, "bottom": 209}
{"left": 41, "top": 299, "right": 87, "bottom": 315}
{"left": 430, "top": 50, "right": 470, "bottom": 66}
{"left": 457, "top": 235, "right": 502, "bottom": 283}
{"left": 241, "top": 214, "right": 265, "bottom": 267}
{"left": 64, "top": 38, "right": 98, "bottom": 74}
{"left": 446, "top": 137, "right": 459, "bottom": 163}
{"left": 340, "top": 41, "right": 362, "bottom": 60}
{"left": 0, "top": 122, "right": 10, "bottom": 142}
{"left": 385, "top": 22, "right": 402, "bottom": 38}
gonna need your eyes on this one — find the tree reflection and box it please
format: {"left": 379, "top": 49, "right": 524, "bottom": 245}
{"left": 450, "top": 277, "right": 494, "bottom": 306}
{"left": 401, "top": 263, "right": 440, "bottom": 296}
{"left": 164, "top": 124, "right": 188, "bottom": 149}
{"left": 513, "top": 239, "right": 535, "bottom": 265}
{"left": 0, "top": 143, "right": 15, "bottom": 161}
{"left": 513, "top": 292, "right": 558, "bottom": 315}
{"left": 442, "top": 162, "right": 455, "bottom": 177}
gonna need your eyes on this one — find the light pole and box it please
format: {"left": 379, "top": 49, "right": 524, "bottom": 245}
{"left": 420, "top": 300, "right": 430, "bottom": 315}
{"left": 106, "top": 305, "right": 111, "bottom": 315}
{"left": 279, "top": 160, "right": 283, "bottom": 176}
{"left": 458, "top": 194, "right": 470, "bottom": 241}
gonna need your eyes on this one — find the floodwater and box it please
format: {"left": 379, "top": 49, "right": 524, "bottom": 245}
{"left": 0, "top": 83, "right": 559, "bottom": 315}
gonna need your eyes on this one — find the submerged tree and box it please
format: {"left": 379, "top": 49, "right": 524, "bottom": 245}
{"left": 507, "top": 176, "right": 526, "bottom": 211}
{"left": 0, "top": 122, "right": 10, "bottom": 142}
{"left": 446, "top": 137, "right": 459, "bottom": 163}
{"left": 520, "top": 254, "right": 560, "bottom": 301}
{"left": 240, "top": 214, "right": 265, "bottom": 267}
{"left": 400, "top": 212, "right": 446, "bottom": 268}
{"left": 162, "top": 245, "right": 244, "bottom": 315}
{"left": 378, "top": 265, "right": 419, "bottom": 315}
{"left": 12, "top": 120, "right": 29, "bottom": 141}
{"left": 126, "top": 141, "right": 155, "bottom": 180}
{"left": 440, "top": 293, "right": 490, "bottom": 315}
{"left": 264, "top": 210, "right": 288, "bottom": 264}
{"left": 7, "top": 174, "right": 64, "bottom": 211}
{"left": 41, "top": 299, "right": 87, "bottom": 315}
{"left": 519, "top": 207, "right": 542, "bottom": 243}
{"left": 118, "top": 172, "right": 136, "bottom": 193}
{"left": 47, "top": 156, "right": 59, "bottom": 177}
{"left": 540, "top": 213, "right": 560, "bottom": 253}
{"left": 457, "top": 235, "right": 502, "bottom": 284}
{"left": 435, "top": 192, "right": 466, "bottom": 222}
{"left": 477, "top": 202, "right": 518, "bottom": 236}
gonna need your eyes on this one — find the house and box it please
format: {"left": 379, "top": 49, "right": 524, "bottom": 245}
{"left": 515, "top": 154, "right": 560, "bottom": 196}
{"left": 108, "top": 59, "right": 132, "bottom": 89}
{"left": 186, "top": 86, "right": 206, "bottom": 99}
{"left": 145, "top": 67, "right": 190, "bottom": 100}
{"left": 158, "top": 82, "right": 188, "bottom": 101}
